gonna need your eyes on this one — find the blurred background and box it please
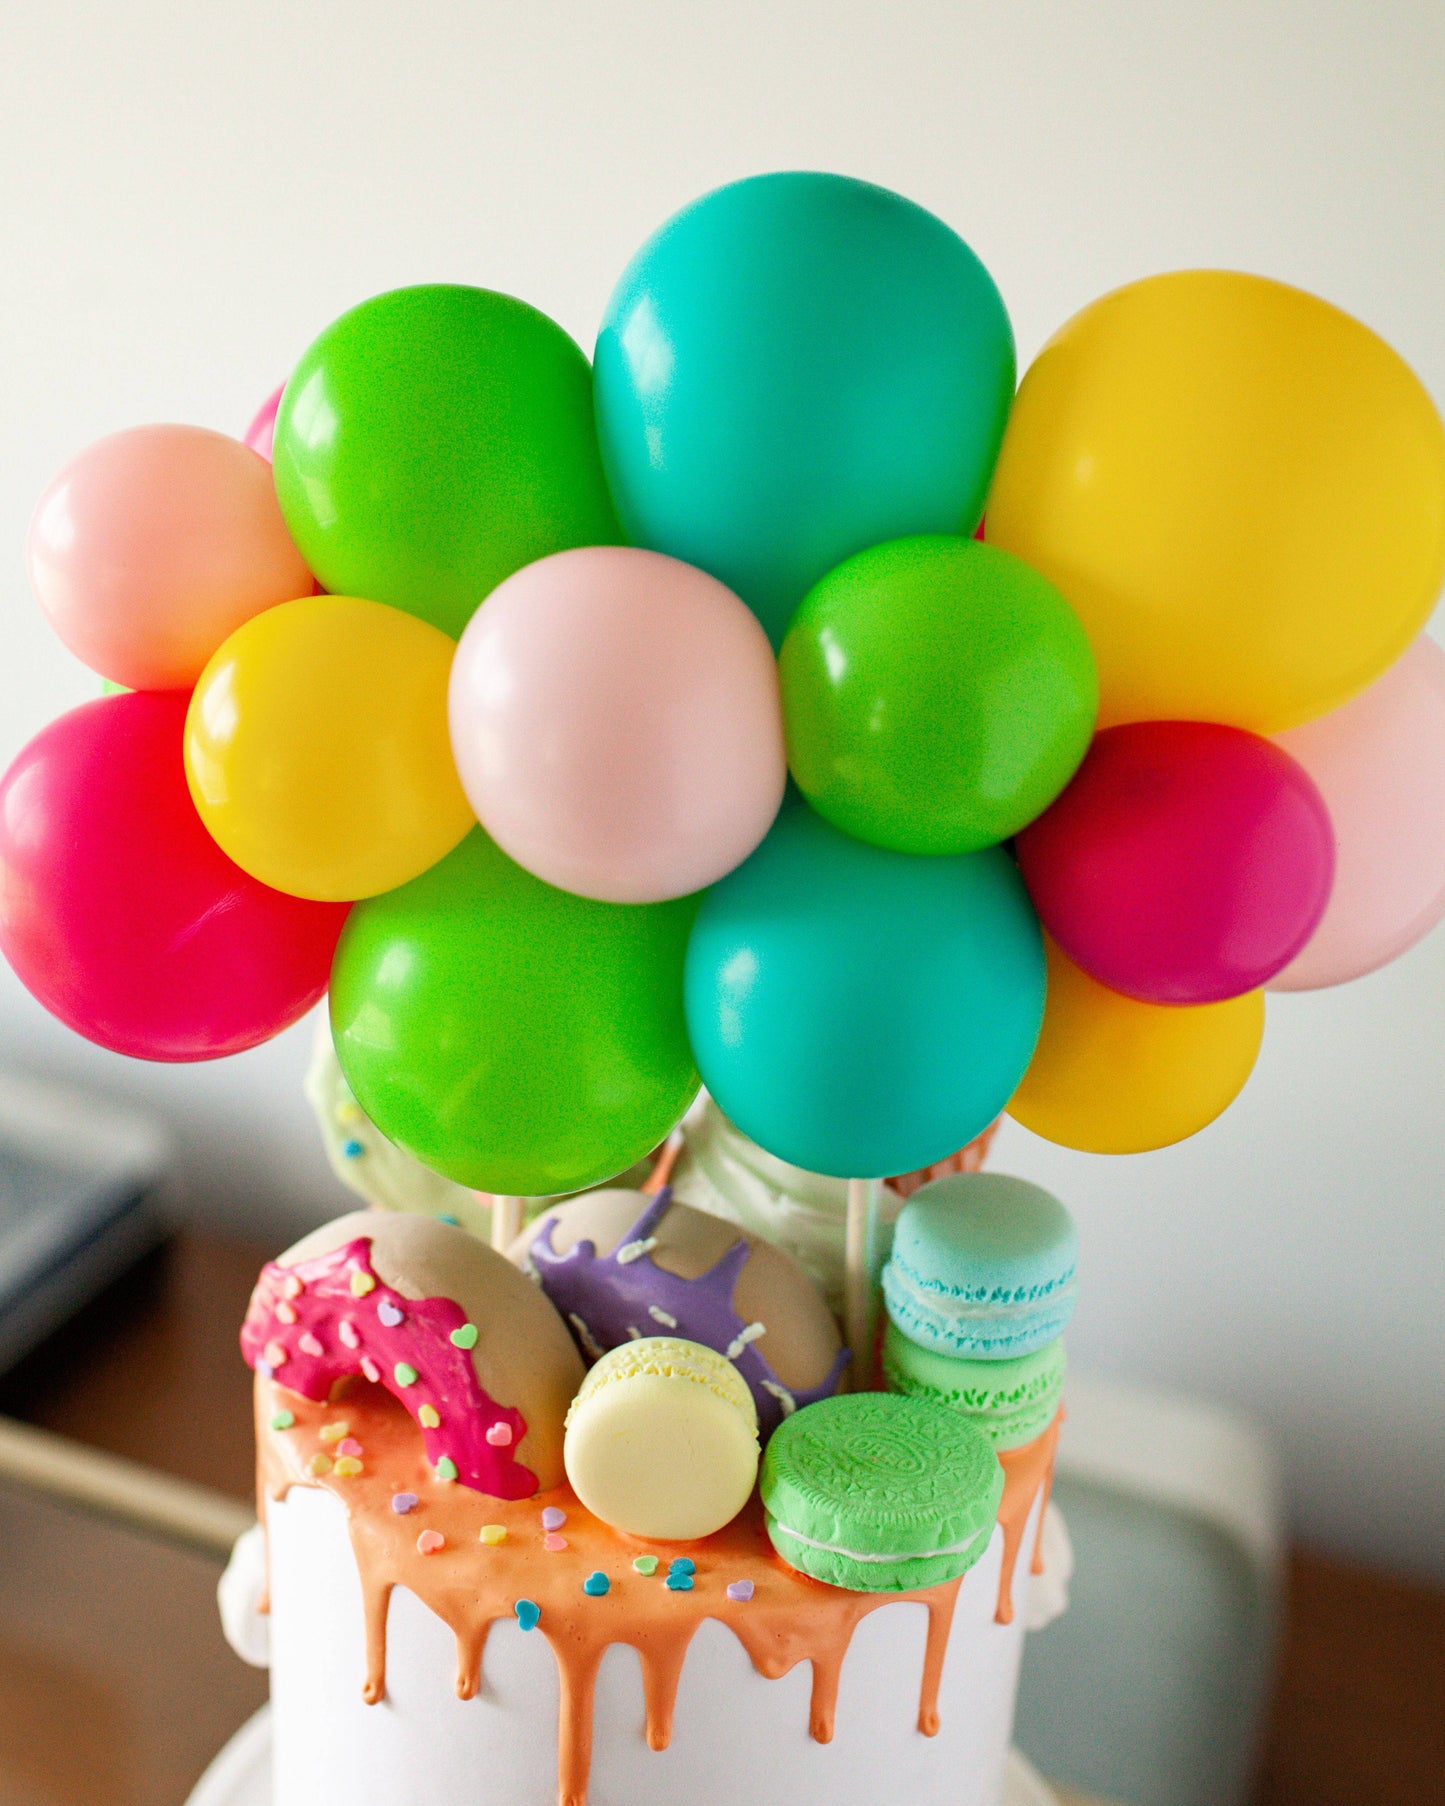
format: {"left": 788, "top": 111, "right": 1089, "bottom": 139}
{"left": 0, "top": 5, "right": 1440, "bottom": 1802}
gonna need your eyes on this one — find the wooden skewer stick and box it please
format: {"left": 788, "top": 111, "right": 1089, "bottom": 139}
{"left": 489, "top": 1195, "right": 525, "bottom": 1252}
{"left": 844, "top": 1177, "right": 876, "bottom": 1388}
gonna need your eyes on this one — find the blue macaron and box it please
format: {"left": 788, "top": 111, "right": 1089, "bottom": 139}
{"left": 882, "top": 1174, "right": 1077, "bottom": 1360}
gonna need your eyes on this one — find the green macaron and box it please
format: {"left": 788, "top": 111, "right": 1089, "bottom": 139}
{"left": 759, "top": 1392, "right": 1004, "bottom": 1592}
{"left": 882, "top": 1319, "right": 1065, "bottom": 1450}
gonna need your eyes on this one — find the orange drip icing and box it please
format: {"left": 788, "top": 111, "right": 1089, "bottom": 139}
{"left": 993, "top": 1414, "right": 1062, "bottom": 1626}
{"left": 256, "top": 1378, "right": 1061, "bottom": 1806}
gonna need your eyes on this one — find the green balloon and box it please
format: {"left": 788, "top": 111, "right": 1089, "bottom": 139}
{"left": 780, "top": 536, "right": 1098, "bottom": 855}
{"left": 274, "top": 285, "right": 622, "bottom": 638}
{"left": 330, "top": 829, "right": 699, "bottom": 1195}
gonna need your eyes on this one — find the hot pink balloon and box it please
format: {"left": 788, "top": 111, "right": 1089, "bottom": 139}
{"left": 1016, "top": 720, "right": 1335, "bottom": 1004}
{"left": 244, "top": 384, "right": 285, "bottom": 461}
{"left": 1271, "top": 636, "right": 1445, "bottom": 990}
{"left": 0, "top": 692, "right": 349, "bottom": 1061}
{"left": 448, "top": 546, "right": 787, "bottom": 903}
{"left": 28, "top": 424, "right": 313, "bottom": 691}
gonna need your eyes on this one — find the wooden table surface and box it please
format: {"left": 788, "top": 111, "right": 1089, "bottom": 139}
{"left": 0, "top": 1228, "right": 1441, "bottom": 1806}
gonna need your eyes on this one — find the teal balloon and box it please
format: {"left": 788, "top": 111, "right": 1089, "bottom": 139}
{"left": 594, "top": 172, "right": 1015, "bottom": 647}
{"left": 684, "top": 796, "right": 1045, "bottom": 1178}
{"left": 275, "top": 285, "right": 621, "bottom": 639}
{"left": 331, "top": 829, "right": 699, "bottom": 1196}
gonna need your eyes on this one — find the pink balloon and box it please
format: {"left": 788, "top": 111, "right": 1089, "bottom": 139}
{"left": 1016, "top": 721, "right": 1335, "bottom": 1004}
{"left": 448, "top": 546, "right": 787, "bottom": 902}
{"left": 1272, "top": 636, "right": 1445, "bottom": 990}
{"left": 0, "top": 692, "right": 349, "bottom": 1061}
{"left": 244, "top": 385, "right": 285, "bottom": 461}
{"left": 28, "top": 424, "right": 313, "bottom": 691}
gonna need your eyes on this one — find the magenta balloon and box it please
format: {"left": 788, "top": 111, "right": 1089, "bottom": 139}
{"left": 244, "top": 384, "right": 285, "bottom": 461}
{"left": 1272, "top": 636, "right": 1445, "bottom": 990}
{"left": 0, "top": 693, "right": 349, "bottom": 1060}
{"left": 1016, "top": 720, "right": 1335, "bottom": 1003}
{"left": 448, "top": 546, "right": 787, "bottom": 902}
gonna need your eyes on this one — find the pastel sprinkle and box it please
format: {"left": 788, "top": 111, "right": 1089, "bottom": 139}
{"left": 274, "top": 1300, "right": 297, "bottom": 1325}
{"left": 486, "top": 1422, "right": 513, "bottom": 1448}
{"left": 349, "top": 1271, "right": 376, "bottom": 1298}
{"left": 338, "top": 1320, "right": 360, "bottom": 1350}
{"left": 318, "top": 1421, "right": 351, "bottom": 1443}
{"left": 632, "top": 1555, "right": 659, "bottom": 1576}
{"left": 269, "top": 1411, "right": 295, "bottom": 1432}
{"left": 416, "top": 1530, "right": 446, "bottom": 1555}
{"left": 450, "top": 1323, "right": 479, "bottom": 1350}
{"left": 333, "top": 1455, "right": 363, "bottom": 1478}
{"left": 337, "top": 1102, "right": 365, "bottom": 1126}
{"left": 307, "top": 1453, "right": 332, "bottom": 1477}
{"left": 668, "top": 1557, "right": 696, "bottom": 1576}
{"left": 263, "top": 1340, "right": 288, "bottom": 1368}
{"left": 256, "top": 1360, "right": 274, "bottom": 1381}
{"left": 360, "top": 1356, "right": 381, "bottom": 1383}
{"left": 726, "top": 1580, "right": 755, "bottom": 1603}
{"left": 435, "top": 1457, "right": 458, "bottom": 1482}
{"left": 479, "top": 1524, "right": 508, "bottom": 1546}
{"left": 342, "top": 1139, "right": 365, "bottom": 1158}
{"left": 391, "top": 1493, "right": 419, "bottom": 1515}
{"left": 665, "top": 1571, "right": 694, "bottom": 1592}
{"left": 438, "top": 1213, "right": 461, "bottom": 1226}
{"left": 297, "top": 1332, "right": 324, "bottom": 1358}
{"left": 583, "top": 1571, "right": 610, "bottom": 1596}
{"left": 282, "top": 1273, "right": 303, "bottom": 1299}
{"left": 378, "top": 1299, "right": 405, "bottom": 1328}
{"left": 418, "top": 1404, "right": 440, "bottom": 1429}
{"left": 515, "top": 1599, "right": 541, "bottom": 1632}
{"left": 394, "top": 1363, "right": 419, "bottom": 1388}
{"left": 541, "top": 1507, "right": 567, "bottom": 1531}
{"left": 543, "top": 1533, "right": 568, "bottom": 1552}
{"left": 336, "top": 1438, "right": 363, "bottom": 1459}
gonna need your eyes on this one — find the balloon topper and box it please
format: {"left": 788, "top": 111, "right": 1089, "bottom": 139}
{"left": 6, "top": 169, "right": 1445, "bottom": 1225}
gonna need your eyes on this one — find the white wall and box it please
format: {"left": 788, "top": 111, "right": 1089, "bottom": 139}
{"left": 1, "top": 0, "right": 1442, "bottom": 1580}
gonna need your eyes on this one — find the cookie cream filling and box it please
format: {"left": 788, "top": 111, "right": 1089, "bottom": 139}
{"left": 764, "top": 1512, "right": 994, "bottom": 1564}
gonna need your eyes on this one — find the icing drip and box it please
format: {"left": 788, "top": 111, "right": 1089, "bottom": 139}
{"left": 241, "top": 1237, "right": 537, "bottom": 1499}
{"left": 256, "top": 1380, "right": 1060, "bottom": 1806}
{"left": 530, "top": 1187, "right": 848, "bottom": 1440}
{"left": 993, "top": 1414, "right": 1061, "bottom": 1625}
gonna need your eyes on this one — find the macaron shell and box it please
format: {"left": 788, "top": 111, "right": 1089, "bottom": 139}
{"left": 759, "top": 1392, "right": 1003, "bottom": 1592}
{"left": 882, "top": 1319, "right": 1065, "bottom": 1449}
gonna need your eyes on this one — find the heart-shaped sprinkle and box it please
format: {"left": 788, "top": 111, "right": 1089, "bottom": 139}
{"left": 418, "top": 1404, "right": 440, "bottom": 1429}
{"left": 435, "top": 1456, "right": 458, "bottom": 1482}
{"left": 416, "top": 1530, "right": 445, "bottom": 1555}
{"left": 263, "top": 1341, "right": 288, "bottom": 1368}
{"left": 583, "top": 1572, "right": 610, "bottom": 1597}
{"left": 282, "top": 1273, "right": 304, "bottom": 1300}
{"left": 360, "top": 1356, "right": 381, "bottom": 1383}
{"left": 338, "top": 1320, "right": 360, "bottom": 1350}
{"left": 349, "top": 1270, "right": 376, "bottom": 1298}
{"left": 274, "top": 1300, "right": 297, "bottom": 1325}
{"left": 726, "top": 1580, "right": 755, "bottom": 1603}
{"left": 391, "top": 1493, "right": 419, "bottom": 1515}
{"left": 485, "top": 1422, "right": 513, "bottom": 1448}
{"left": 665, "top": 1571, "right": 694, "bottom": 1592}
{"left": 378, "top": 1300, "right": 404, "bottom": 1328}
{"left": 541, "top": 1507, "right": 567, "bottom": 1531}
{"left": 543, "top": 1532, "right": 568, "bottom": 1552}
{"left": 256, "top": 1360, "right": 274, "bottom": 1381}
{"left": 668, "top": 1557, "right": 695, "bottom": 1576}
{"left": 333, "top": 1455, "right": 363, "bottom": 1478}
{"left": 307, "top": 1453, "right": 332, "bottom": 1478}
{"left": 336, "top": 1438, "right": 363, "bottom": 1459}
{"left": 270, "top": 1411, "right": 295, "bottom": 1432}
{"left": 515, "top": 1599, "right": 541, "bottom": 1632}
{"left": 394, "top": 1363, "right": 418, "bottom": 1388}
{"left": 450, "top": 1323, "right": 479, "bottom": 1350}
{"left": 479, "top": 1524, "right": 507, "bottom": 1546}
{"left": 298, "top": 1332, "right": 324, "bottom": 1358}
{"left": 318, "top": 1421, "right": 350, "bottom": 1444}
{"left": 632, "top": 1555, "right": 659, "bottom": 1576}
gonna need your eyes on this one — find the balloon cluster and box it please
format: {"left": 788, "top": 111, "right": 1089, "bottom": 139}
{"left": 5, "top": 173, "right": 1445, "bottom": 1190}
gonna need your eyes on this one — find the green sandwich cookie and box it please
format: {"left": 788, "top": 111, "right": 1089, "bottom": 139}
{"left": 882, "top": 1320, "right": 1065, "bottom": 1450}
{"left": 759, "top": 1392, "right": 1004, "bottom": 1592}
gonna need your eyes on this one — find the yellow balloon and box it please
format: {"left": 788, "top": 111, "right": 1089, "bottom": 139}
{"left": 186, "top": 594, "right": 474, "bottom": 901}
{"left": 987, "top": 272, "right": 1445, "bottom": 733}
{"left": 1008, "top": 939, "right": 1265, "bottom": 1154}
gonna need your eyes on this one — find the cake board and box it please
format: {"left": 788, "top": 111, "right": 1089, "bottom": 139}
{"left": 186, "top": 1707, "right": 1064, "bottom": 1806}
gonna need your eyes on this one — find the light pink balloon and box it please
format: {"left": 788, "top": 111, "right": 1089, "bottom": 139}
{"left": 1272, "top": 635, "right": 1445, "bottom": 990}
{"left": 244, "top": 384, "right": 285, "bottom": 461}
{"left": 449, "top": 546, "right": 787, "bottom": 903}
{"left": 28, "top": 424, "right": 314, "bottom": 691}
